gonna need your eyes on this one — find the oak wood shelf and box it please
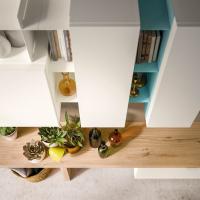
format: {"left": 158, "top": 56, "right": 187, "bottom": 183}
{"left": 1, "top": 123, "right": 200, "bottom": 168}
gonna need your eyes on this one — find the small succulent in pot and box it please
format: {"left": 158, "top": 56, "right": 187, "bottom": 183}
{"left": 38, "top": 127, "right": 67, "bottom": 147}
{"left": 0, "top": 127, "right": 17, "bottom": 141}
{"left": 63, "top": 113, "right": 85, "bottom": 154}
{"left": 23, "top": 140, "right": 46, "bottom": 163}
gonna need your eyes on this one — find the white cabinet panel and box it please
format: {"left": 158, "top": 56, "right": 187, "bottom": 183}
{"left": 146, "top": 25, "right": 200, "bottom": 127}
{"left": 134, "top": 168, "right": 200, "bottom": 179}
{"left": 71, "top": 27, "right": 139, "bottom": 127}
{"left": 0, "top": 67, "right": 58, "bottom": 126}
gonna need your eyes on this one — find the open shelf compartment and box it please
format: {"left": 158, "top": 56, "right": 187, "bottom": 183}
{"left": 138, "top": 0, "right": 171, "bottom": 30}
{"left": 129, "top": 86, "right": 149, "bottom": 103}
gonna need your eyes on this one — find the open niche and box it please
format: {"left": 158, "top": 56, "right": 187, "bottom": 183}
{"left": 129, "top": 0, "right": 174, "bottom": 114}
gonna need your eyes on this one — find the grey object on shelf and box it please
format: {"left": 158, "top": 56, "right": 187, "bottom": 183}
{"left": 0, "top": 31, "right": 12, "bottom": 58}
{"left": 5, "top": 31, "right": 25, "bottom": 48}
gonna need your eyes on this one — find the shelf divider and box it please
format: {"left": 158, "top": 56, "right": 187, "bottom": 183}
{"left": 134, "top": 62, "right": 158, "bottom": 73}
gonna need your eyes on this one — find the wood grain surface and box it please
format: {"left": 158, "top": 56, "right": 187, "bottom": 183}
{"left": 0, "top": 123, "right": 200, "bottom": 168}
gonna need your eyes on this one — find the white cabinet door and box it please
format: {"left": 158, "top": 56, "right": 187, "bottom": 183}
{"left": 146, "top": 24, "right": 200, "bottom": 127}
{"left": 71, "top": 27, "right": 139, "bottom": 127}
{"left": 0, "top": 66, "right": 59, "bottom": 126}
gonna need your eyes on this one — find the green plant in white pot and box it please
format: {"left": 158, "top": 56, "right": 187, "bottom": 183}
{"left": 0, "top": 127, "right": 17, "bottom": 141}
{"left": 38, "top": 127, "right": 67, "bottom": 148}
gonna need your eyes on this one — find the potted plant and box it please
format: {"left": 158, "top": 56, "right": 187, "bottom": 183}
{"left": 63, "top": 113, "right": 85, "bottom": 154}
{"left": 38, "top": 127, "right": 67, "bottom": 148}
{"left": 23, "top": 140, "right": 46, "bottom": 163}
{"left": 0, "top": 127, "right": 17, "bottom": 141}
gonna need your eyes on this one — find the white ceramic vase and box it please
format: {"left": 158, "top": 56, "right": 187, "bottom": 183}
{"left": 0, "top": 31, "right": 12, "bottom": 58}
{"left": 42, "top": 141, "right": 58, "bottom": 148}
{"left": 29, "top": 151, "right": 46, "bottom": 164}
{"left": 5, "top": 31, "right": 25, "bottom": 48}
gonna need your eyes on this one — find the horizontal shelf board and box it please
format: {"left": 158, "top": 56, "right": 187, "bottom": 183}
{"left": 129, "top": 86, "right": 149, "bottom": 103}
{"left": 139, "top": 0, "right": 170, "bottom": 30}
{"left": 1, "top": 123, "right": 200, "bottom": 167}
{"left": 134, "top": 62, "right": 159, "bottom": 73}
{"left": 48, "top": 60, "right": 75, "bottom": 72}
{"left": 57, "top": 94, "right": 78, "bottom": 103}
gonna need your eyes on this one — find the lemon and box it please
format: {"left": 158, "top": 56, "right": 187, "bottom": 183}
{"left": 49, "top": 147, "right": 65, "bottom": 162}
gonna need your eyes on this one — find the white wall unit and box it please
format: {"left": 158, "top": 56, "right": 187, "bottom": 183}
{"left": 146, "top": 1, "right": 200, "bottom": 127}
{"left": 134, "top": 168, "right": 200, "bottom": 179}
{"left": 71, "top": 27, "right": 139, "bottom": 127}
{"left": 70, "top": 0, "right": 140, "bottom": 127}
{"left": 0, "top": 67, "right": 58, "bottom": 126}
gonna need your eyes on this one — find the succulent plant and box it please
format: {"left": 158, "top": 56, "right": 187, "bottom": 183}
{"left": 38, "top": 127, "right": 67, "bottom": 147}
{"left": 63, "top": 113, "right": 84, "bottom": 148}
{"left": 23, "top": 140, "right": 45, "bottom": 161}
{"left": 0, "top": 127, "right": 16, "bottom": 136}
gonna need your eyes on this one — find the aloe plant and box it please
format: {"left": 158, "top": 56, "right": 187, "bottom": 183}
{"left": 38, "top": 127, "right": 67, "bottom": 147}
{"left": 63, "top": 113, "right": 84, "bottom": 147}
{"left": 0, "top": 127, "right": 16, "bottom": 136}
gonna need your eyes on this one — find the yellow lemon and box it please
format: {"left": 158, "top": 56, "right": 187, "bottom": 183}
{"left": 49, "top": 147, "right": 65, "bottom": 162}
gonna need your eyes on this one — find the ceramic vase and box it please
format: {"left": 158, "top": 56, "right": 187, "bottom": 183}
{"left": 5, "top": 31, "right": 25, "bottom": 48}
{"left": 59, "top": 73, "right": 76, "bottom": 96}
{"left": 89, "top": 128, "right": 102, "bottom": 148}
{"left": 0, "top": 31, "right": 12, "bottom": 58}
{"left": 108, "top": 129, "right": 122, "bottom": 147}
{"left": 98, "top": 141, "right": 109, "bottom": 158}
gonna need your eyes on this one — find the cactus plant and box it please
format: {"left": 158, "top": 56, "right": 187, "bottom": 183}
{"left": 38, "top": 127, "right": 67, "bottom": 147}
{"left": 23, "top": 140, "right": 46, "bottom": 163}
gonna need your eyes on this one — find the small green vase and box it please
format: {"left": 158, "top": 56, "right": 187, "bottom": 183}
{"left": 98, "top": 141, "right": 109, "bottom": 158}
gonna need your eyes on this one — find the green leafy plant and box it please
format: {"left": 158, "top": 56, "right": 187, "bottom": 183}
{"left": 0, "top": 127, "right": 16, "bottom": 136}
{"left": 63, "top": 113, "right": 84, "bottom": 148}
{"left": 38, "top": 127, "right": 67, "bottom": 147}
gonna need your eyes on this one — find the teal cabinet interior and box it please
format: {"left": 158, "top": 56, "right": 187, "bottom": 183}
{"left": 129, "top": 0, "right": 175, "bottom": 115}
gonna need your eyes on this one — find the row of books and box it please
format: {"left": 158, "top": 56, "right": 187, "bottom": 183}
{"left": 47, "top": 30, "right": 72, "bottom": 62}
{"left": 136, "top": 31, "right": 161, "bottom": 64}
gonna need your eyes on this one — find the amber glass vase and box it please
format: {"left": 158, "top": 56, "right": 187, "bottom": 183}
{"left": 108, "top": 129, "right": 122, "bottom": 147}
{"left": 59, "top": 73, "right": 76, "bottom": 96}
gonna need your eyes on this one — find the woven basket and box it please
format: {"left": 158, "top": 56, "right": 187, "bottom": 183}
{"left": 12, "top": 168, "right": 52, "bottom": 183}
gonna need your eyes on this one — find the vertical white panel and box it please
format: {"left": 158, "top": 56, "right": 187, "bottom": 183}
{"left": 146, "top": 25, "right": 200, "bottom": 127}
{"left": 0, "top": 67, "right": 59, "bottom": 126}
{"left": 71, "top": 27, "right": 139, "bottom": 127}
{"left": 22, "top": 31, "right": 35, "bottom": 61}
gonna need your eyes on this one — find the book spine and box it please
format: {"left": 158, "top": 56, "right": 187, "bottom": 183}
{"left": 152, "top": 31, "right": 161, "bottom": 62}
{"left": 53, "top": 30, "right": 61, "bottom": 59}
{"left": 141, "top": 31, "right": 148, "bottom": 63}
{"left": 136, "top": 31, "right": 143, "bottom": 64}
{"left": 148, "top": 31, "right": 156, "bottom": 63}
{"left": 145, "top": 31, "right": 152, "bottom": 62}
{"left": 64, "top": 30, "right": 73, "bottom": 62}
{"left": 57, "top": 30, "right": 67, "bottom": 60}
{"left": 47, "top": 31, "right": 58, "bottom": 61}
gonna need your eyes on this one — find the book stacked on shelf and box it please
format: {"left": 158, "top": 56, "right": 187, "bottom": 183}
{"left": 47, "top": 30, "right": 72, "bottom": 62}
{"left": 136, "top": 31, "right": 161, "bottom": 64}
